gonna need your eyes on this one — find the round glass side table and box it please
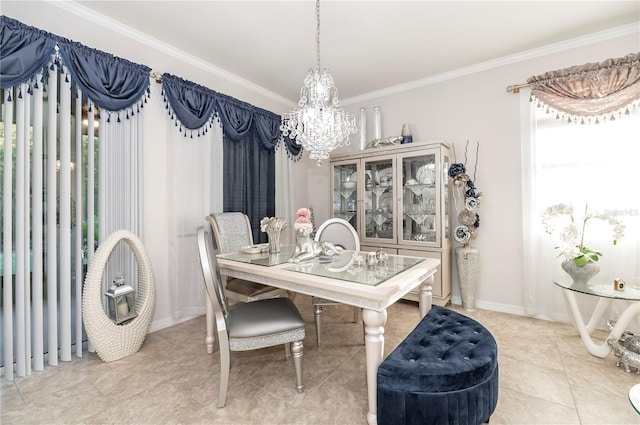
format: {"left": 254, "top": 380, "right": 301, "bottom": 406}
{"left": 630, "top": 384, "right": 640, "bottom": 415}
{"left": 553, "top": 278, "right": 640, "bottom": 358}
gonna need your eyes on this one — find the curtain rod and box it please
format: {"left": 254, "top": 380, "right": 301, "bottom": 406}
{"left": 506, "top": 83, "right": 530, "bottom": 93}
{"left": 150, "top": 71, "right": 162, "bottom": 83}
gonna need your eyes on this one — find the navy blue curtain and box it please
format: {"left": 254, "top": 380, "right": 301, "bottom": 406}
{"left": 216, "top": 95, "right": 275, "bottom": 242}
{"left": 0, "top": 16, "right": 150, "bottom": 113}
{"left": 223, "top": 131, "right": 276, "bottom": 243}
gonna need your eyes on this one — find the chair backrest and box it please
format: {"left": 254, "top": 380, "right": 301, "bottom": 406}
{"left": 197, "top": 224, "right": 230, "bottom": 320}
{"left": 314, "top": 218, "right": 360, "bottom": 251}
{"left": 207, "top": 212, "right": 253, "bottom": 254}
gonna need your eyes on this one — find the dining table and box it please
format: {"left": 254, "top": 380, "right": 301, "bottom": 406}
{"left": 216, "top": 245, "right": 440, "bottom": 425}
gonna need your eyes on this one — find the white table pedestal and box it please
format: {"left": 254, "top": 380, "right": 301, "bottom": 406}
{"left": 555, "top": 278, "right": 640, "bottom": 358}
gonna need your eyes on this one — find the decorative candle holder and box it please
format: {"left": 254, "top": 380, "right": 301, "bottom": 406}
{"left": 359, "top": 107, "right": 367, "bottom": 150}
{"left": 373, "top": 107, "right": 382, "bottom": 141}
{"left": 401, "top": 123, "right": 413, "bottom": 144}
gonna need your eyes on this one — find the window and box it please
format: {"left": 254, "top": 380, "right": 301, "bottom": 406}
{"left": 1, "top": 84, "right": 99, "bottom": 371}
{"left": 522, "top": 99, "right": 640, "bottom": 324}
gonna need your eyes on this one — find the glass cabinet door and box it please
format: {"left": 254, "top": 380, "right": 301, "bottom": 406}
{"left": 362, "top": 156, "right": 396, "bottom": 243}
{"left": 331, "top": 160, "right": 358, "bottom": 230}
{"left": 398, "top": 150, "right": 440, "bottom": 246}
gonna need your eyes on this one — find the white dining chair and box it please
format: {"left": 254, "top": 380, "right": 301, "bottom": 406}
{"left": 203, "top": 213, "right": 287, "bottom": 354}
{"left": 197, "top": 224, "right": 305, "bottom": 407}
{"left": 312, "top": 218, "right": 361, "bottom": 346}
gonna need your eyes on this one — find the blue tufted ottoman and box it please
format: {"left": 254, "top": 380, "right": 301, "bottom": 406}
{"left": 377, "top": 306, "right": 498, "bottom": 425}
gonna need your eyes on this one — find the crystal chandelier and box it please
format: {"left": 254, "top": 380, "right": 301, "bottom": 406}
{"left": 280, "top": 0, "right": 357, "bottom": 166}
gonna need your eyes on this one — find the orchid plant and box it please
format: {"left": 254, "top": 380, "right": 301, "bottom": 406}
{"left": 541, "top": 203, "right": 625, "bottom": 266}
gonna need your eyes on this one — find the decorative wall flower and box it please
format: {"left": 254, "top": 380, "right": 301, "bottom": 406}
{"left": 541, "top": 203, "right": 625, "bottom": 266}
{"left": 454, "top": 225, "right": 471, "bottom": 244}
{"left": 465, "top": 197, "right": 480, "bottom": 211}
{"left": 449, "top": 140, "right": 482, "bottom": 247}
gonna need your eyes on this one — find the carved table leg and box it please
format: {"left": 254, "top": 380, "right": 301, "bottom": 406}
{"left": 363, "top": 308, "right": 387, "bottom": 425}
{"left": 419, "top": 273, "right": 434, "bottom": 318}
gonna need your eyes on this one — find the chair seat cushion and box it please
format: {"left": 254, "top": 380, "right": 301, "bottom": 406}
{"left": 227, "top": 298, "right": 305, "bottom": 338}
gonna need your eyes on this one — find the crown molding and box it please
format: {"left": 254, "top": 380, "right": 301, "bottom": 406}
{"left": 42, "top": 1, "right": 638, "bottom": 108}
{"left": 45, "top": 0, "right": 295, "bottom": 108}
{"left": 341, "top": 22, "right": 640, "bottom": 105}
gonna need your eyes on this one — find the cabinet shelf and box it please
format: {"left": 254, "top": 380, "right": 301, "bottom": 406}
{"left": 334, "top": 211, "right": 357, "bottom": 222}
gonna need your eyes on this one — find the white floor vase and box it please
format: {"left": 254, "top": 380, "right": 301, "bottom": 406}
{"left": 455, "top": 246, "right": 479, "bottom": 311}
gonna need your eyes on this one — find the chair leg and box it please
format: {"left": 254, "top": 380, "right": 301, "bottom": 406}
{"left": 313, "top": 304, "right": 323, "bottom": 346}
{"left": 291, "top": 340, "right": 304, "bottom": 394}
{"left": 205, "top": 298, "right": 216, "bottom": 354}
{"left": 217, "top": 336, "right": 231, "bottom": 408}
{"left": 284, "top": 342, "right": 291, "bottom": 359}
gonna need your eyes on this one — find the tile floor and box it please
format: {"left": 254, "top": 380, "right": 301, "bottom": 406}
{"left": 1, "top": 297, "right": 639, "bottom": 425}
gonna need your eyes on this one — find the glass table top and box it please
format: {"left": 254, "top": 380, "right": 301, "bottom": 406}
{"left": 284, "top": 251, "right": 424, "bottom": 287}
{"left": 630, "top": 384, "right": 640, "bottom": 415}
{"left": 219, "top": 247, "right": 426, "bottom": 287}
{"left": 553, "top": 278, "right": 640, "bottom": 301}
{"left": 217, "top": 245, "right": 297, "bottom": 267}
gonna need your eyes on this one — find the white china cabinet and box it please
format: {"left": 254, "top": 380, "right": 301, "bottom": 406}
{"left": 329, "top": 141, "right": 452, "bottom": 306}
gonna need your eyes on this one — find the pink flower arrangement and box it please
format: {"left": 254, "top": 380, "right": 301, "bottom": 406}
{"left": 294, "top": 208, "right": 313, "bottom": 230}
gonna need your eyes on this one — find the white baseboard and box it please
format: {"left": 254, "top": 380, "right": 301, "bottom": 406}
{"left": 450, "top": 295, "right": 527, "bottom": 317}
{"left": 148, "top": 313, "right": 203, "bottom": 333}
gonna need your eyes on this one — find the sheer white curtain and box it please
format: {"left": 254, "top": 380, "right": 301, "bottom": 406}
{"left": 521, "top": 91, "right": 640, "bottom": 329}
{"left": 276, "top": 144, "right": 295, "bottom": 244}
{"left": 167, "top": 117, "right": 223, "bottom": 320}
{"left": 98, "top": 107, "right": 145, "bottom": 327}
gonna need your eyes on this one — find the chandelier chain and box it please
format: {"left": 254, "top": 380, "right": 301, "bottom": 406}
{"left": 315, "top": 0, "right": 321, "bottom": 69}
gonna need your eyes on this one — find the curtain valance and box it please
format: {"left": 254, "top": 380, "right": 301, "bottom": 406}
{"left": 0, "top": 16, "right": 150, "bottom": 113}
{"left": 1, "top": 16, "right": 300, "bottom": 158}
{"left": 161, "top": 72, "right": 302, "bottom": 158}
{"left": 254, "top": 108, "right": 302, "bottom": 157}
{"left": 57, "top": 41, "right": 150, "bottom": 113}
{"left": 161, "top": 74, "right": 217, "bottom": 134}
{"left": 0, "top": 16, "right": 56, "bottom": 89}
{"left": 527, "top": 52, "right": 640, "bottom": 122}
{"left": 216, "top": 94, "right": 255, "bottom": 142}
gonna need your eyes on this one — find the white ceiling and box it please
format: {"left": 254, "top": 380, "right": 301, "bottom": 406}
{"left": 6, "top": 1, "right": 640, "bottom": 105}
